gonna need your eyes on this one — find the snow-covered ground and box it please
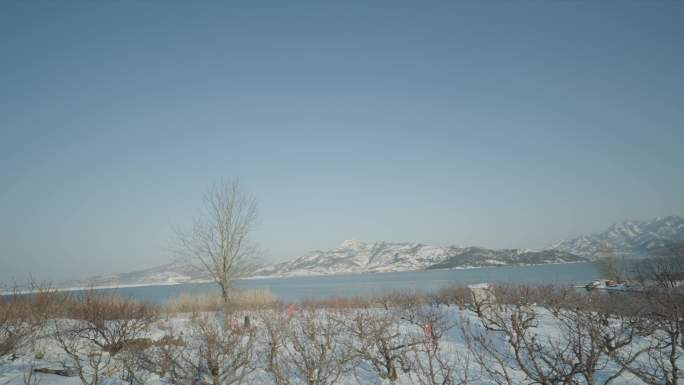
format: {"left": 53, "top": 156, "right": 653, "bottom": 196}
{"left": 0, "top": 304, "right": 668, "bottom": 385}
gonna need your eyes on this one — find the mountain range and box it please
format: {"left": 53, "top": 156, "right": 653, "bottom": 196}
{"left": 64, "top": 215, "right": 684, "bottom": 286}
{"left": 552, "top": 216, "right": 684, "bottom": 258}
{"left": 60, "top": 260, "right": 209, "bottom": 289}
{"left": 254, "top": 241, "right": 584, "bottom": 277}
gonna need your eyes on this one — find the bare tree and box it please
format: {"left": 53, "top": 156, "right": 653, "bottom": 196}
{"left": 550, "top": 302, "right": 636, "bottom": 385}
{"left": 633, "top": 254, "right": 684, "bottom": 289}
{"left": 605, "top": 251, "right": 684, "bottom": 385}
{"left": 52, "top": 319, "right": 114, "bottom": 385}
{"left": 113, "top": 336, "right": 161, "bottom": 385}
{"left": 140, "top": 313, "right": 256, "bottom": 385}
{"left": 465, "top": 286, "right": 582, "bottom": 385}
{"left": 266, "top": 308, "right": 356, "bottom": 385}
{"left": 595, "top": 255, "right": 627, "bottom": 283}
{"left": 466, "top": 328, "right": 515, "bottom": 385}
{"left": 462, "top": 284, "right": 660, "bottom": 385}
{"left": 610, "top": 289, "right": 684, "bottom": 385}
{"left": 178, "top": 181, "right": 260, "bottom": 303}
{"left": 406, "top": 307, "right": 476, "bottom": 385}
{"left": 141, "top": 334, "right": 189, "bottom": 384}
{"left": 183, "top": 313, "right": 257, "bottom": 385}
{"left": 345, "top": 308, "right": 421, "bottom": 382}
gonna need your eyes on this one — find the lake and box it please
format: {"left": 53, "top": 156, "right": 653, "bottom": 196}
{"left": 83, "top": 262, "right": 599, "bottom": 304}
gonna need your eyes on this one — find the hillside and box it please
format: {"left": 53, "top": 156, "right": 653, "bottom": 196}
{"left": 551, "top": 216, "right": 684, "bottom": 259}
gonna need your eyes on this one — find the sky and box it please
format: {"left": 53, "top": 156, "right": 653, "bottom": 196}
{"left": 1, "top": 0, "right": 683, "bottom": 283}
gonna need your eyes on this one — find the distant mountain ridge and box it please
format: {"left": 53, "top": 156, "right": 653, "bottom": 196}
{"left": 427, "top": 248, "right": 585, "bottom": 270}
{"left": 254, "top": 241, "right": 584, "bottom": 277}
{"left": 255, "top": 240, "right": 454, "bottom": 277}
{"left": 61, "top": 215, "right": 684, "bottom": 286}
{"left": 551, "top": 216, "right": 684, "bottom": 259}
{"left": 65, "top": 260, "right": 210, "bottom": 289}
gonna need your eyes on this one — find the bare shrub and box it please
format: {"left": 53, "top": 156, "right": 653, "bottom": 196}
{"left": 0, "top": 293, "right": 35, "bottom": 360}
{"left": 265, "top": 308, "right": 356, "bottom": 385}
{"left": 609, "top": 289, "right": 684, "bottom": 385}
{"left": 462, "top": 284, "right": 659, "bottom": 385}
{"left": 299, "top": 295, "right": 371, "bottom": 310}
{"left": 228, "top": 288, "right": 277, "bottom": 310}
{"left": 190, "top": 312, "right": 257, "bottom": 385}
{"left": 633, "top": 253, "right": 684, "bottom": 289}
{"left": 48, "top": 291, "right": 158, "bottom": 385}
{"left": 344, "top": 308, "right": 421, "bottom": 381}
{"left": 488, "top": 284, "right": 572, "bottom": 310}
{"left": 375, "top": 290, "right": 427, "bottom": 313}
{"left": 549, "top": 298, "right": 638, "bottom": 385}
{"left": 465, "top": 287, "right": 583, "bottom": 385}
{"left": 406, "top": 306, "right": 476, "bottom": 385}
{"left": 114, "top": 337, "right": 159, "bottom": 385}
{"left": 429, "top": 285, "right": 472, "bottom": 308}
{"left": 601, "top": 253, "right": 684, "bottom": 385}
{"left": 64, "top": 291, "right": 158, "bottom": 355}
{"left": 140, "top": 334, "right": 187, "bottom": 383}
{"left": 156, "top": 312, "right": 257, "bottom": 385}
{"left": 0, "top": 281, "right": 60, "bottom": 360}
{"left": 52, "top": 322, "right": 115, "bottom": 385}
{"left": 260, "top": 305, "right": 292, "bottom": 385}
{"left": 165, "top": 289, "right": 276, "bottom": 314}
{"left": 166, "top": 292, "right": 226, "bottom": 314}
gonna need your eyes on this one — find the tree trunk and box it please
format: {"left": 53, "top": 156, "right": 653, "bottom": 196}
{"left": 386, "top": 359, "right": 398, "bottom": 381}
{"left": 220, "top": 284, "right": 229, "bottom": 303}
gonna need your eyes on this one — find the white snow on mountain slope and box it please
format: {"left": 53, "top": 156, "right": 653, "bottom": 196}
{"left": 551, "top": 215, "right": 684, "bottom": 258}
{"left": 61, "top": 215, "right": 684, "bottom": 284}
{"left": 256, "top": 240, "right": 452, "bottom": 276}
{"left": 255, "top": 240, "right": 584, "bottom": 277}
{"left": 59, "top": 260, "right": 211, "bottom": 289}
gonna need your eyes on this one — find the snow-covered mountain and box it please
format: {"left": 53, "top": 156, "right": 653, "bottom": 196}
{"left": 63, "top": 260, "right": 211, "bottom": 289}
{"left": 259, "top": 216, "right": 684, "bottom": 277}
{"left": 255, "top": 240, "right": 585, "bottom": 277}
{"left": 63, "top": 215, "right": 684, "bottom": 285}
{"left": 551, "top": 216, "right": 684, "bottom": 259}
{"left": 255, "top": 240, "right": 452, "bottom": 276}
{"left": 427, "top": 247, "right": 584, "bottom": 269}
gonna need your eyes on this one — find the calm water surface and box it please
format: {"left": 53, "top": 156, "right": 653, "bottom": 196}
{"left": 87, "top": 262, "right": 599, "bottom": 304}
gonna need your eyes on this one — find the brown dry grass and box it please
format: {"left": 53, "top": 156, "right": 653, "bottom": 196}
{"left": 164, "top": 288, "right": 277, "bottom": 314}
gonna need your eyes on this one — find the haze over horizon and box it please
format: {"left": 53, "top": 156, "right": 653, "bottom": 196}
{"left": 1, "top": 1, "right": 683, "bottom": 283}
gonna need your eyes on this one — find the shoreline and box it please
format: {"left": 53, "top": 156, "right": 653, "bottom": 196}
{"left": 0, "top": 281, "right": 191, "bottom": 296}
{"left": 2, "top": 260, "right": 592, "bottom": 296}
{"left": 258, "top": 259, "right": 591, "bottom": 279}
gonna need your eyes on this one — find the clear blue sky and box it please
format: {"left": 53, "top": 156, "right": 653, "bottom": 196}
{"left": 1, "top": 1, "right": 683, "bottom": 283}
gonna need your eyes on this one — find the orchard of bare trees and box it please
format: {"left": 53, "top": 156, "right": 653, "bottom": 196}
{"left": 1, "top": 250, "right": 683, "bottom": 384}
